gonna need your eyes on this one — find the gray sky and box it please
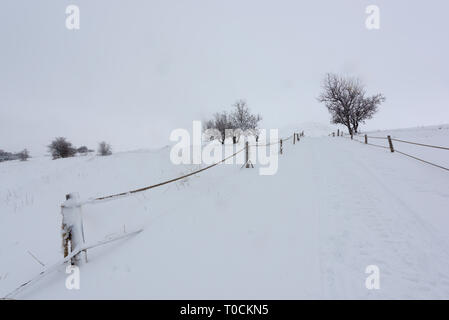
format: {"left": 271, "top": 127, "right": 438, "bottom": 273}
{"left": 1, "top": 0, "right": 448, "bottom": 156}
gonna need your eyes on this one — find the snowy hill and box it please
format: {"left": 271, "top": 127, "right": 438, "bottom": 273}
{"left": 281, "top": 122, "right": 344, "bottom": 137}
{"left": 1, "top": 125, "right": 449, "bottom": 299}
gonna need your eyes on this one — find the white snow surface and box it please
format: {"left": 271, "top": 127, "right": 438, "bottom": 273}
{"left": 1, "top": 124, "right": 449, "bottom": 299}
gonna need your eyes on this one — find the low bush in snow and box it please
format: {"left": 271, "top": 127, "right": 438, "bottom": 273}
{"left": 48, "top": 137, "right": 77, "bottom": 160}
{"left": 98, "top": 141, "right": 112, "bottom": 156}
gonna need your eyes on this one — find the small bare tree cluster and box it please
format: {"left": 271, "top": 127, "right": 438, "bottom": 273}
{"left": 48, "top": 137, "right": 77, "bottom": 159}
{"left": 318, "top": 73, "right": 385, "bottom": 134}
{"left": 204, "top": 112, "right": 234, "bottom": 144}
{"left": 98, "top": 141, "right": 112, "bottom": 156}
{"left": 230, "top": 100, "right": 262, "bottom": 142}
{"left": 204, "top": 99, "right": 262, "bottom": 144}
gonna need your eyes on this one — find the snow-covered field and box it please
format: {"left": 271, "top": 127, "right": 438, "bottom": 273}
{"left": 1, "top": 124, "right": 449, "bottom": 299}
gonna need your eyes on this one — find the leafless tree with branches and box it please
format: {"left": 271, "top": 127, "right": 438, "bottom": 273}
{"left": 318, "top": 73, "right": 385, "bottom": 134}
{"left": 351, "top": 93, "right": 385, "bottom": 133}
{"left": 204, "top": 99, "right": 262, "bottom": 144}
{"left": 205, "top": 112, "right": 235, "bottom": 144}
{"left": 230, "top": 99, "right": 262, "bottom": 143}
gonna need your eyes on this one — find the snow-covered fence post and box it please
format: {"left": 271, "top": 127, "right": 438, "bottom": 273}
{"left": 61, "top": 193, "right": 86, "bottom": 265}
{"left": 332, "top": 132, "right": 335, "bottom": 137}
{"left": 351, "top": 133, "right": 353, "bottom": 140}
{"left": 337, "top": 129, "right": 340, "bottom": 136}
{"left": 293, "top": 133, "right": 296, "bottom": 145}
{"left": 365, "top": 134, "right": 368, "bottom": 144}
{"left": 387, "top": 135, "right": 395, "bottom": 153}
{"left": 280, "top": 139, "right": 283, "bottom": 155}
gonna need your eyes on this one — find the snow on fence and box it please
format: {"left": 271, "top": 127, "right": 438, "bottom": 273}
{"left": 4, "top": 131, "right": 303, "bottom": 299}
{"left": 332, "top": 131, "right": 449, "bottom": 172}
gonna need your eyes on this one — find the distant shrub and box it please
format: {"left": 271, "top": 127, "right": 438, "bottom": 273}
{"left": 77, "top": 146, "right": 93, "bottom": 154}
{"left": 18, "top": 149, "right": 30, "bottom": 161}
{"left": 48, "top": 137, "right": 77, "bottom": 159}
{"left": 0, "top": 149, "right": 22, "bottom": 162}
{"left": 77, "top": 146, "right": 89, "bottom": 154}
{"left": 98, "top": 141, "right": 112, "bottom": 156}
{"left": 0, "top": 149, "right": 13, "bottom": 162}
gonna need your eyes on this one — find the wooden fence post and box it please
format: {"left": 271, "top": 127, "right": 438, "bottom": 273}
{"left": 351, "top": 133, "right": 353, "bottom": 140}
{"left": 245, "top": 141, "right": 249, "bottom": 168}
{"left": 337, "top": 129, "right": 340, "bottom": 136}
{"left": 293, "top": 133, "right": 296, "bottom": 144}
{"left": 332, "top": 132, "right": 335, "bottom": 137}
{"left": 244, "top": 141, "right": 253, "bottom": 168}
{"left": 280, "top": 139, "right": 283, "bottom": 155}
{"left": 365, "top": 134, "right": 368, "bottom": 144}
{"left": 61, "top": 193, "right": 86, "bottom": 265}
{"left": 387, "top": 135, "right": 395, "bottom": 153}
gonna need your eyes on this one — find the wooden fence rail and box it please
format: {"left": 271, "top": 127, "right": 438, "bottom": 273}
{"left": 332, "top": 131, "right": 449, "bottom": 172}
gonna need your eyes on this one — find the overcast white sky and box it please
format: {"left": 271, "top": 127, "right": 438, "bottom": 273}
{"left": 1, "top": 0, "right": 448, "bottom": 155}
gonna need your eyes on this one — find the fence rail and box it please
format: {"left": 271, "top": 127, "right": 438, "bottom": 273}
{"left": 334, "top": 131, "right": 449, "bottom": 172}
{"left": 92, "top": 133, "right": 297, "bottom": 202}
{"left": 395, "top": 150, "right": 449, "bottom": 172}
{"left": 391, "top": 138, "right": 449, "bottom": 151}
{"left": 93, "top": 148, "right": 245, "bottom": 202}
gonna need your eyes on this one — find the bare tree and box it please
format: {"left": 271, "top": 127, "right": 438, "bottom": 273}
{"left": 203, "top": 119, "right": 218, "bottom": 142}
{"left": 318, "top": 73, "right": 384, "bottom": 134}
{"left": 203, "top": 100, "right": 262, "bottom": 144}
{"left": 230, "top": 99, "right": 262, "bottom": 143}
{"left": 203, "top": 119, "right": 214, "bottom": 131}
{"left": 318, "top": 74, "right": 360, "bottom": 135}
{"left": 351, "top": 94, "right": 385, "bottom": 133}
{"left": 48, "top": 137, "right": 77, "bottom": 159}
{"left": 18, "top": 149, "right": 30, "bottom": 161}
{"left": 205, "top": 112, "right": 234, "bottom": 144}
{"left": 98, "top": 141, "right": 112, "bottom": 156}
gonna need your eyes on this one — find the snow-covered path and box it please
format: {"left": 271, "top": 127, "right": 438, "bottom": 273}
{"left": 296, "top": 138, "right": 449, "bottom": 298}
{"left": 1, "top": 135, "right": 449, "bottom": 299}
